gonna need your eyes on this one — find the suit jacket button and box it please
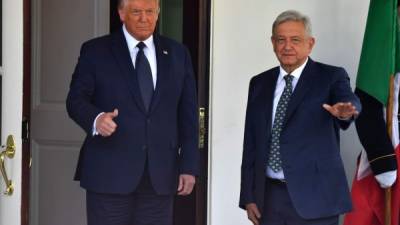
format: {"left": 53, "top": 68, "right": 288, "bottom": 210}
{"left": 147, "top": 118, "right": 151, "bottom": 124}
{"left": 142, "top": 145, "right": 148, "bottom": 151}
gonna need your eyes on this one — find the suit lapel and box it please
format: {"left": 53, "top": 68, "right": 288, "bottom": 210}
{"left": 148, "top": 35, "right": 170, "bottom": 114}
{"left": 253, "top": 68, "right": 279, "bottom": 137}
{"left": 265, "top": 69, "right": 279, "bottom": 130}
{"left": 111, "top": 30, "right": 147, "bottom": 113}
{"left": 284, "top": 59, "right": 317, "bottom": 124}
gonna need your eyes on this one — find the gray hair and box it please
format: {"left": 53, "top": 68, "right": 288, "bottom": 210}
{"left": 118, "top": 0, "right": 160, "bottom": 9}
{"left": 272, "top": 10, "right": 312, "bottom": 37}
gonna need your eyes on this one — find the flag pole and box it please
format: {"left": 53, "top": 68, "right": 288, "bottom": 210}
{"left": 385, "top": 187, "right": 392, "bottom": 225}
{"left": 385, "top": 75, "right": 395, "bottom": 225}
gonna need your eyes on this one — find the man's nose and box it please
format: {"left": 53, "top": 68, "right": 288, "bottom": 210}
{"left": 138, "top": 14, "right": 147, "bottom": 21}
{"left": 283, "top": 41, "right": 292, "bottom": 50}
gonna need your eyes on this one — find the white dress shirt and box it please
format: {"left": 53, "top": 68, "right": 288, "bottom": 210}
{"left": 122, "top": 25, "right": 157, "bottom": 89}
{"left": 266, "top": 58, "right": 308, "bottom": 180}
{"left": 92, "top": 25, "right": 158, "bottom": 135}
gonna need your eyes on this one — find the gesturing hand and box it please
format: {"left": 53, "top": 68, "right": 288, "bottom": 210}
{"left": 177, "top": 174, "right": 195, "bottom": 196}
{"left": 323, "top": 102, "right": 359, "bottom": 120}
{"left": 96, "top": 109, "right": 118, "bottom": 137}
{"left": 246, "top": 203, "right": 261, "bottom": 225}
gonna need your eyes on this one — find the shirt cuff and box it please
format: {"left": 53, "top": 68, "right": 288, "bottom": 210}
{"left": 92, "top": 112, "right": 104, "bottom": 136}
{"left": 375, "top": 170, "right": 397, "bottom": 188}
{"left": 337, "top": 115, "right": 352, "bottom": 121}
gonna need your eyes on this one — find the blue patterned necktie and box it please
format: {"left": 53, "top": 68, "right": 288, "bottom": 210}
{"left": 136, "top": 42, "right": 154, "bottom": 111}
{"left": 268, "top": 74, "right": 294, "bottom": 172}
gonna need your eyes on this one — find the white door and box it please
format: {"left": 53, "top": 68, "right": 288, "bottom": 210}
{"left": 0, "top": 0, "right": 24, "bottom": 225}
{"left": 29, "top": 1, "right": 109, "bottom": 225}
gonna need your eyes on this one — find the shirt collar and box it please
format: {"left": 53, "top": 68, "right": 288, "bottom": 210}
{"left": 122, "top": 25, "right": 154, "bottom": 52}
{"left": 278, "top": 57, "right": 309, "bottom": 81}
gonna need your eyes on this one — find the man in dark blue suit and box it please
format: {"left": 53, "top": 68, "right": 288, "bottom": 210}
{"left": 239, "top": 10, "right": 361, "bottom": 225}
{"left": 66, "top": 0, "right": 199, "bottom": 224}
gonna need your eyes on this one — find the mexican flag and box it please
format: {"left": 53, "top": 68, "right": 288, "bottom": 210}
{"left": 343, "top": 0, "right": 400, "bottom": 225}
{"left": 356, "top": 0, "right": 400, "bottom": 105}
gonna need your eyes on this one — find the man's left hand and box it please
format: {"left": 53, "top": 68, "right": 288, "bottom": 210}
{"left": 323, "top": 102, "right": 359, "bottom": 120}
{"left": 177, "top": 174, "right": 196, "bottom": 196}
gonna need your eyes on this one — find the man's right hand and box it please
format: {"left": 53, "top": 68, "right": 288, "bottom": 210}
{"left": 246, "top": 203, "right": 261, "bottom": 225}
{"left": 95, "top": 109, "right": 118, "bottom": 137}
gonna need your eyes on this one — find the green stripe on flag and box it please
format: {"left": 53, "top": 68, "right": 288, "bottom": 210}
{"left": 356, "top": 0, "right": 399, "bottom": 105}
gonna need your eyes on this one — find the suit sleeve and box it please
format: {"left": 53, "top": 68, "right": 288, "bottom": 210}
{"left": 355, "top": 88, "right": 397, "bottom": 175}
{"left": 178, "top": 46, "right": 200, "bottom": 176}
{"left": 239, "top": 77, "right": 257, "bottom": 209}
{"left": 330, "top": 67, "right": 362, "bottom": 130}
{"left": 66, "top": 43, "right": 103, "bottom": 134}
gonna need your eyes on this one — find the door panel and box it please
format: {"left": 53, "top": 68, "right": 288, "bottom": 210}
{"left": 30, "top": 1, "right": 109, "bottom": 225}
{"left": 0, "top": 0, "right": 24, "bottom": 225}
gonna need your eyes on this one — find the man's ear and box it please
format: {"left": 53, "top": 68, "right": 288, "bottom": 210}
{"left": 118, "top": 8, "right": 125, "bottom": 22}
{"left": 308, "top": 37, "right": 315, "bottom": 51}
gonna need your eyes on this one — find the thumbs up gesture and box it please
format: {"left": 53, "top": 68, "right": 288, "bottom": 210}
{"left": 96, "top": 109, "right": 119, "bottom": 137}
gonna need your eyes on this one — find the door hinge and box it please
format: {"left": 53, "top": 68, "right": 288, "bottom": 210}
{"left": 22, "top": 117, "right": 30, "bottom": 142}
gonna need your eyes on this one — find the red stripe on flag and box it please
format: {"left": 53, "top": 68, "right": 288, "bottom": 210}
{"left": 344, "top": 146, "right": 400, "bottom": 225}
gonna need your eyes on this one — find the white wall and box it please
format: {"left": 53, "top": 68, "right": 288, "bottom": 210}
{"left": 208, "top": 1, "right": 370, "bottom": 224}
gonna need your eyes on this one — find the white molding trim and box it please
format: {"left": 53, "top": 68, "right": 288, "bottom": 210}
{"left": 1, "top": 0, "right": 24, "bottom": 224}
{"left": 207, "top": 1, "right": 215, "bottom": 224}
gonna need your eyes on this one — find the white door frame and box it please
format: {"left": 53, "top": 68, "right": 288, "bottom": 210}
{"left": 0, "top": 0, "right": 24, "bottom": 225}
